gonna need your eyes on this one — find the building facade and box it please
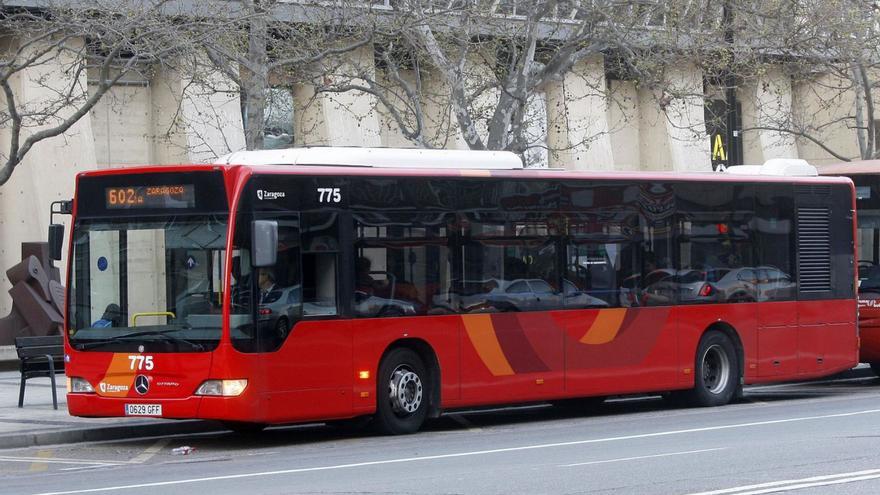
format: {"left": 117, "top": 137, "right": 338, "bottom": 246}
{"left": 0, "top": 2, "right": 870, "bottom": 317}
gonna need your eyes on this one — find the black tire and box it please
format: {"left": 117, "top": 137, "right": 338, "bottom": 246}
{"left": 684, "top": 331, "right": 739, "bottom": 407}
{"left": 275, "top": 317, "right": 290, "bottom": 339}
{"left": 223, "top": 421, "right": 267, "bottom": 435}
{"left": 374, "top": 347, "right": 429, "bottom": 435}
{"left": 870, "top": 362, "right": 880, "bottom": 377}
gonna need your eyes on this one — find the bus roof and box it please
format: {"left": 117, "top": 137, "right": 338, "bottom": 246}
{"left": 215, "top": 147, "right": 524, "bottom": 170}
{"left": 77, "top": 150, "right": 854, "bottom": 187}
{"left": 817, "top": 160, "right": 880, "bottom": 176}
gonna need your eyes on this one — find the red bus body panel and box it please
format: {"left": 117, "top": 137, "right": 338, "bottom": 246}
{"left": 67, "top": 300, "right": 857, "bottom": 423}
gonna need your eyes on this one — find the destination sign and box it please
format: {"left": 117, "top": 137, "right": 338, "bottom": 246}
{"left": 105, "top": 184, "right": 195, "bottom": 209}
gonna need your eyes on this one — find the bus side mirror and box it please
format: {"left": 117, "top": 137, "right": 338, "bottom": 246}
{"left": 252, "top": 220, "right": 278, "bottom": 267}
{"left": 48, "top": 224, "right": 65, "bottom": 260}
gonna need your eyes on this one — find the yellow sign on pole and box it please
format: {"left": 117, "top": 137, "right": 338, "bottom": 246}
{"left": 712, "top": 134, "right": 727, "bottom": 161}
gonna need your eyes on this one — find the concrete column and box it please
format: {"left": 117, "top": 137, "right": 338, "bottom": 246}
{"left": 546, "top": 55, "right": 614, "bottom": 171}
{"left": 607, "top": 80, "right": 641, "bottom": 171}
{"left": 90, "top": 76, "right": 152, "bottom": 168}
{"left": 376, "top": 68, "right": 420, "bottom": 149}
{"left": 151, "top": 63, "right": 245, "bottom": 164}
{"left": 640, "top": 64, "right": 710, "bottom": 172}
{"left": 791, "top": 73, "right": 861, "bottom": 166}
{"left": 741, "top": 67, "right": 798, "bottom": 164}
{"left": 0, "top": 37, "right": 98, "bottom": 318}
{"left": 294, "top": 46, "right": 382, "bottom": 147}
{"left": 419, "top": 68, "right": 468, "bottom": 150}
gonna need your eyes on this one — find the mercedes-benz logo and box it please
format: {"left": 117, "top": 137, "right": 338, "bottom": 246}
{"left": 134, "top": 375, "right": 150, "bottom": 395}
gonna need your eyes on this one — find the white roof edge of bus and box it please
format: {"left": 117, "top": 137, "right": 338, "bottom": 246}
{"left": 215, "top": 147, "right": 524, "bottom": 170}
{"left": 725, "top": 159, "right": 818, "bottom": 176}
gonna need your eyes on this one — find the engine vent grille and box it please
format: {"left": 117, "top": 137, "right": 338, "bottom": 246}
{"left": 797, "top": 207, "right": 831, "bottom": 293}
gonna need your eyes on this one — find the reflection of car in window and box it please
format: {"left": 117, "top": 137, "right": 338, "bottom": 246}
{"left": 640, "top": 266, "right": 796, "bottom": 305}
{"left": 258, "top": 285, "right": 301, "bottom": 337}
{"left": 353, "top": 290, "right": 418, "bottom": 317}
{"left": 438, "top": 278, "right": 608, "bottom": 313}
{"left": 562, "top": 279, "right": 610, "bottom": 309}
{"left": 354, "top": 271, "right": 421, "bottom": 317}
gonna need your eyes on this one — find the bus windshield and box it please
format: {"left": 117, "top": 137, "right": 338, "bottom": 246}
{"left": 68, "top": 214, "right": 229, "bottom": 352}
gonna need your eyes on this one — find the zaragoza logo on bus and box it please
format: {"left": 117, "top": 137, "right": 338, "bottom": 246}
{"left": 257, "top": 189, "right": 285, "bottom": 201}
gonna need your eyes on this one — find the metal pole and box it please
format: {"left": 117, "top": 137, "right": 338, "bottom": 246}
{"left": 723, "top": 1, "right": 740, "bottom": 167}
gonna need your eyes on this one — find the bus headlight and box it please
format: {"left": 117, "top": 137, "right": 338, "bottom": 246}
{"left": 195, "top": 379, "right": 248, "bottom": 397}
{"left": 68, "top": 377, "right": 95, "bottom": 393}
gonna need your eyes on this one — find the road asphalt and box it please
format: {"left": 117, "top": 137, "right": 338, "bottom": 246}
{"left": 0, "top": 363, "right": 872, "bottom": 451}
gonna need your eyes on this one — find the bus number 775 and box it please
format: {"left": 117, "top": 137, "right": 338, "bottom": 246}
{"left": 128, "top": 355, "right": 154, "bottom": 371}
{"left": 317, "top": 187, "right": 341, "bottom": 203}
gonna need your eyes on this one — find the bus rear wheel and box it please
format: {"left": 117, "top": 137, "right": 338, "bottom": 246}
{"left": 685, "top": 331, "right": 739, "bottom": 407}
{"left": 374, "top": 347, "right": 429, "bottom": 435}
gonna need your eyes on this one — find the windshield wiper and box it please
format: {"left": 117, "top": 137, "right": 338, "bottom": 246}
{"left": 77, "top": 328, "right": 205, "bottom": 351}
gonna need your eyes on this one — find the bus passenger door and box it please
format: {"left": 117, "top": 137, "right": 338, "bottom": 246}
{"left": 265, "top": 210, "right": 352, "bottom": 421}
{"left": 755, "top": 185, "right": 798, "bottom": 378}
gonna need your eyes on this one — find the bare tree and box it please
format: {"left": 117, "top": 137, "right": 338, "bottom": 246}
{"left": 199, "top": 0, "right": 376, "bottom": 150}
{"left": 0, "top": 0, "right": 230, "bottom": 186}
{"left": 695, "top": 0, "right": 880, "bottom": 162}
{"left": 193, "top": 1, "right": 716, "bottom": 162}
{"left": 314, "top": 0, "right": 668, "bottom": 159}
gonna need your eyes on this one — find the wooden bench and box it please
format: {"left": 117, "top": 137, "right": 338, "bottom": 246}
{"left": 15, "top": 335, "right": 64, "bottom": 410}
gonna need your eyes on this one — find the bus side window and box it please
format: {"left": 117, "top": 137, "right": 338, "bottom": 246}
{"left": 302, "top": 252, "right": 337, "bottom": 316}
{"left": 302, "top": 212, "right": 339, "bottom": 316}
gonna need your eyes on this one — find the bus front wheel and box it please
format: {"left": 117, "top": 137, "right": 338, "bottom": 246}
{"left": 374, "top": 347, "right": 429, "bottom": 435}
{"left": 685, "top": 331, "right": 739, "bottom": 407}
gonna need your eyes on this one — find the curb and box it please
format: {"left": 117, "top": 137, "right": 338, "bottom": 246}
{"left": 0, "top": 346, "right": 19, "bottom": 371}
{"left": 0, "top": 420, "right": 226, "bottom": 450}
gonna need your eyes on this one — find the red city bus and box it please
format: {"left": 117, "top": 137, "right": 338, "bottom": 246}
{"left": 56, "top": 149, "right": 858, "bottom": 434}
{"left": 819, "top": 160, "right": 880, "bottom": 374}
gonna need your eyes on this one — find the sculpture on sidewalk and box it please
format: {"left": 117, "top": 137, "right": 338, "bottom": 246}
{"left": 0, "top": 242, "right": 65, "bottom": 345}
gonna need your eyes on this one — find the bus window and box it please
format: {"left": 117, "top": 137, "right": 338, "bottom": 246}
{"left": 755, "top": 184, "right": 795, "bottom": 302}
{"left": 459, "top": 212, "right": 559, "bottom": 313}
{"left": 231, "top": 212, "right": 302, "bottom": 353}
{"left": 674, "top": 183, "right": 758, "bottom": 304}
{"left": 302, "top": 211, "right": 338, "bottom": 316}
{"left": 565, "top": 242, "right": 623, "bottom": 308}
{"left": 353, "top": 212, "right": 452, "bottom": 317}
{"left": 68, "top": 215, "right": 228, "bottom": 353}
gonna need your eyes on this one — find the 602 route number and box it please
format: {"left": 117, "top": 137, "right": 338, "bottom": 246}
{"left": 317, "top": 187, "right": 341, "bottom": 203}
{"left": 128, "top": 355, "right": 154, "bottom": 370}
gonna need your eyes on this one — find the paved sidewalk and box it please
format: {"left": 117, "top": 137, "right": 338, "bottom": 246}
{"left": 0, "top": 370, "right": 221, "bottom": 449}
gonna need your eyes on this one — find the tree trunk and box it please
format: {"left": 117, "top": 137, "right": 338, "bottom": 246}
{"left": 243, "top": 3, "right": 268, "bottom": 150}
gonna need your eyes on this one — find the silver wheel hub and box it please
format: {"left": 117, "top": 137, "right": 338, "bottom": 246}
{"left": 389, "top": 367, "right": 423, "bottom": 415}
{"left": 702, "top": 344, "right": 731, "bottom": 395}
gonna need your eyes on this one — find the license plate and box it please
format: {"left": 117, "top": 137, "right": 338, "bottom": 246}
{"left": 125, "top": 403, "right": 162, "bottom": 416}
